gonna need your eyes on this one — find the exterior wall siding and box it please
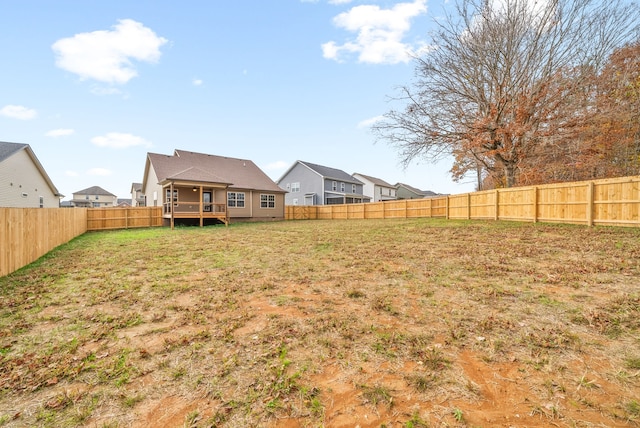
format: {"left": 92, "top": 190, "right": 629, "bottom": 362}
{"left": 279, "top": 163, "right": 323, "bottom": 206}
{"left": 228, "top": 190, "right": 284, "bottom": 220}
{"left": 0, "top": 150, "right": 59, "bottom": 208}
{"left": 144, "top": 165, "right": 163, "bottom": 207}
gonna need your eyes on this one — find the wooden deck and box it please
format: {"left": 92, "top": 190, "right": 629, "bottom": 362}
{"left": 163, "top": 202, "right": 228, "bottom": 226}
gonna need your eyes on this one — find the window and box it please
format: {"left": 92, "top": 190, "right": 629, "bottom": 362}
{"left": 227, "top": 192, "right": 245, "bottom": 208}
{"left": 39, "top": 196, "right": 44, "bottom": 208}
{"left": 291, "top": 182, "right": 300, "bottom": 192}
{"left": 165, "top": 189, "right": 178, "bottom": 204}
{"left": 352, "top": 184, "right": 356, "bottom": 193}
{"left": 85, "top": 195, "right": 89, "bottom": 200}
{"left": 95, "top": 195, "right": 99, "bottom": 200}
{"left": 292, "top": 198, "right": 298, "bottom": 206}
{"left": 332, "top": 181, "right": 337, "bottom": 191}
{"left": 260, "top": 194, "right": 275, "bottom": 208}
{"left": 340, "top": 182, "right": 345, "bottom": 192}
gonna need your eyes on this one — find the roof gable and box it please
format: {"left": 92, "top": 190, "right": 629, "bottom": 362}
{"left": 74, "top": 186, "right": 116, "bottom": 197}
{"left": 145, "top": 149, "right": 284, "bottom": 192}
{"left": 298, "top": 161, "right": 362, "bottom": 184}
{"left": 353, "top": 173, "right": 395, "bottom": 188}
{"left": 0, "top": 141, "right": 63, "bottom": 197}
{"left": 0, "top": 142, "right": 28, "bottom": 163}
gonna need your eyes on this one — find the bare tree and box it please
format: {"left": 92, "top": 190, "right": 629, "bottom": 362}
{"left": 373, "top": 0, "right": 640, "bottom": 188}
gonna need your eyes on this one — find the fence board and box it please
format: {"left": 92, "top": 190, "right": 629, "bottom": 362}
{"left": 0, "top": 208, "right": 88, "bottom": 277}
{"left": 86, "top": 207, "right": 163, "bottom": 231}
{"left": 284, "top": 175, "right": 640, "bottom": 228}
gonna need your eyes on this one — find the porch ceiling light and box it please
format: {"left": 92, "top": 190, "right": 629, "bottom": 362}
{"left": 193, "top": 186, "right": 197, "bottom": 192}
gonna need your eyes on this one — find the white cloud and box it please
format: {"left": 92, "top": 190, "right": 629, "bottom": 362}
{"left": 45, "top": 128, "right": 75, "bottom": 137}
{"left": 192, "top": 78, "right": 203, "bottom": 86}
{"left": 322, "top": 0, "right": 427, "bottom": 64}
{"left": 357, "top": 115, "right": 385, "bottom": 128}
{"left": 0, "top": 105, "right": 37, "bottom": 120}
{"left": 52, "top": 19, "right": 168, "bottom": 84}
{"left": 91, "top": 132, "right": 152, "bottom": 149}
{"left": 87, "top": 168, "right": 112, "bottom": 176}
{"left": 65, "top": 170, "right": 79, "bottom": 177}
{"left": 264, "top": 160, "right": 289, "bottom": 171}
{"left": 329, "top": 0, "right": 353, "bottom": 4}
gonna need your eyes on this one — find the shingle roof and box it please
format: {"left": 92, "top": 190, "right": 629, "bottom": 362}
{"left": 353, "top": 173, "right": 395, "bottom": 188}
{"left": 0, "top": 142, "right": 28, "bottom": 163}
{"left": 298, "top": 161, "right": 363, "bottom": 184}
{"left": 0, "top": 141, "right": 63, "bottom": 197}
{"left": 147, "top": 150, "right": 284, "bottom": 192}
{"left": 74, "top": 186, "right": 117, "bottom": 197}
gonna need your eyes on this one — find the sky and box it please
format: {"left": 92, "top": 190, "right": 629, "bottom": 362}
{"left": 0, "top": 0, "right": 477, "bottom": 200}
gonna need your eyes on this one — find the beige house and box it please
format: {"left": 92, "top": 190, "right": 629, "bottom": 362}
{"left": 142, "top": 149, "right": 286, "bottom": 227}
{"left": 70, "top": 186, "right": 118, "bottom": 208}
{"left": 0, "top": 141, "right": 63, "bottom": 208}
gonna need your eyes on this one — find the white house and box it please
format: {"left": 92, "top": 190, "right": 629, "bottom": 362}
{"left": 70, "top": 186, "right": 118, "bottom": 208}
{"left": 352, "top": 173, "right": 397, "bottom": 202}
{"left": 0, "top": 141, "right": 63, "bottom": 208}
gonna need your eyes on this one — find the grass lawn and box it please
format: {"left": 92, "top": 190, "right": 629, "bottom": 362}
{"left": 1, "top": 218, "right": 639, "bottom": 427}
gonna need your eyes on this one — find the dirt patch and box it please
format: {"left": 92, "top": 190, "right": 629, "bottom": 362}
{"left": 0, "top": 219, "right": 639, "bottom": 427}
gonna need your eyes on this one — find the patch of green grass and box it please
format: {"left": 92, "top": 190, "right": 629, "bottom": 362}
{"left": 405, "top": 411, "right": 429, "bottom": 427}
{"left": 625, "top": 357, "right": 640, "bottom": 370}
{"left": 359, "top": 384, "right": 393, "bottom": 407}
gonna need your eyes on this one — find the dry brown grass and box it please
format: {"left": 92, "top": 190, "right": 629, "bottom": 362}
{"left": 1, "top": 218, "right": 639, "bottom": 427}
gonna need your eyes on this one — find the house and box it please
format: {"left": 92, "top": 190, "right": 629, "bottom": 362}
{"left": 69, "top": 186, "right": 118, "bottom": 207}
{"left": 277, "top": 160, "right": 370, "bottom": 205}
{"left": 396, "top": 182, "right": 439, "bottom": 200}
{"left": 0, "top": 141, "right": 63, "bottom": 208}
{"left": 141, "top": 149, "right": 286, "bottom": 227}
{"left": 352, "top": 173, "right": 397, "bottom": 202}
{"left": 130, "top": 182, "right": 145, "bottom": 206}
{"left": 117, "top": 199, "right": 132, "bottom": 207}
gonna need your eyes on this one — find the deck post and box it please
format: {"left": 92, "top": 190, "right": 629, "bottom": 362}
{"left": 170, "top": 182, "right": 175, "bottom": 230}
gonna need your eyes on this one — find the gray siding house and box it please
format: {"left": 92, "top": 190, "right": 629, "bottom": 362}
{"left": 0, "top": 141, "right": 63, "bottom": 208}
{"left": 277, "top": 161, "right": 370, "bottom": 205}
{"left": 396, "top": 182, "right": 439, "bottom": 200}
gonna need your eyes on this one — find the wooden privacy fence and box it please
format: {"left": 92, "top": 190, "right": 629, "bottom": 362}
{"left": 285, "top": 175, "right": 640, "bottom": 227}
{"left": 0, "top": 208, "right": 88, "bottom": 277}
{"left": 87, "top": 207, "right": 163, "bottom": 231}
{"left": 1, "top": 207, "right": 163, "bottom": 277}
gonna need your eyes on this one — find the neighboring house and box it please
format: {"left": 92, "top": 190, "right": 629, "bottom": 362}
{"left": 396, "top": 182, "right": 439, "bottom": 200}
{"left": 117, "top": 199, "right": 132, "bottom": 207}
{"left": 131, "top": 182, "right": 145, "bottom": 207}
{"left": 277, "top": 160, "right": 370, "bottom": 205}
{"left": 352, "top": 173, "right": 397, "bottom": 202}
{"left": 70, "top": 186, "right": 118, "bottom": 208}
{"left": 0, "top": 141, "right": 63, "bottom": 208}
{"left": 141, "top": 149, "right": 286, "bottom": 226}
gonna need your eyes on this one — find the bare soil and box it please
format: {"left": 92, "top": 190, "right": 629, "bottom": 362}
{"left": 0, "top": 219, "right": 639, "bottom": 427}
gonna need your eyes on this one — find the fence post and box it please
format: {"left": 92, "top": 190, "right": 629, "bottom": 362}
{"left": 494, "top": 189, "right": 499, "bottom": 221}
{"left": 533, "top": 187, "right": 538, "bottom": 223}
{"left": 446, "top": 196, "right": 450, "bottom": 219}
{"left": 587, "top": 181, "right": 594, "bottom": 227}
{"left": 467, "top": 193, "right": 471, "bottom": 220}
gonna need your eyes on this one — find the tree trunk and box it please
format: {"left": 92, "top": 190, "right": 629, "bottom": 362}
{"left": 504, "top": 163, "right": 517, "bottom": 188}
